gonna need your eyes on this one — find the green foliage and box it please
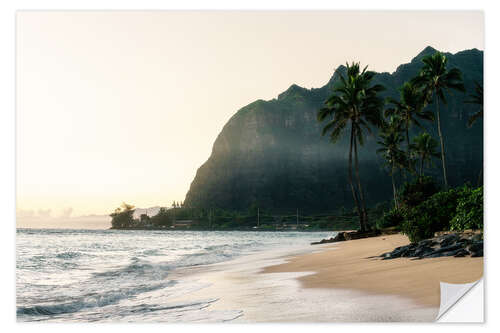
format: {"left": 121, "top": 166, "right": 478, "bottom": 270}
{"left": 403, "top": 189, "right": 460, "bottom": 242}
{"left": 399, "top": 176, "right": 440, "bottom": 208}
{"left": 400, "top": 185, "right": 481, "bottom": 242}
{"left": 376, "top": 207, "right": 406, "bottom": 229}
{"left": 410, "top": 132, "right": 440, "bottom": 176}
{"left": 149, "top": 207, "right": 172, "bottom": 227}
{"left": 110, "top": 202, "right": 135, "bottom": 229}
{"left": 465, "top": 81, "right": 483, "bottom": 127}
{"left": 451, "top": 186, "right": 483, "bottom": 231}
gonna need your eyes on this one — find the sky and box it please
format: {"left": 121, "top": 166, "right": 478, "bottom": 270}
{"left": 16, "top": 11, "right": 484, "bottom": 226}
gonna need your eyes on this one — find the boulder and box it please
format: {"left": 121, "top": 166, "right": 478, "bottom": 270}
{"left": 439, "top": 234, "right": 460, "bottom": 247}
{"left": 468, "top": 240, "right": 483, "bottom": 253}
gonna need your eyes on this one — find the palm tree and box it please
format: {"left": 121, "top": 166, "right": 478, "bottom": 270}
{"left": 385, "top": 82, "right": 434, "bottom": 160}
{"left": 411, "top": 52, "right": 465, "bottom": 188}
{"left": 466, "top": 81, "right": 483, "bottom": 127}
{"left": 318, "top": 62, "right": 385, "bottom": 231}
{"left": 410, "top": 132, "right": 440, "bottom": 177}
{"left": 377, "top": 118, "right": 406, "bottom": 208}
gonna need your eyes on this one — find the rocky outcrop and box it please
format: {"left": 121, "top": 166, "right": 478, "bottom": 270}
{"left": 380, "top": 232, "right": 483, "bottom": 259}
{"left": 311, "top": 230, "right": 382, "bottom": 245}
{"left": 184, "top": 47, "right": 483, "bottom": 214}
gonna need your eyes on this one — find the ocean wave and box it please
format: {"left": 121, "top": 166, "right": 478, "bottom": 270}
{"left": 17, "top": 281, "right": 175, "bottom": 317}
{"left": 56, "top": 251, "right": 82, "bottom": 259}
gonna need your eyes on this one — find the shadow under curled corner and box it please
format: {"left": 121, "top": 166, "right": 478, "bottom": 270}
{"left": 436, "top": 278, "right": 483, "bottom": 322}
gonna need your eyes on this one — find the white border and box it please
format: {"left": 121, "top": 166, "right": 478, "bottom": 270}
{"left": 2, "top": 1, "right": 498, "bottom": 332}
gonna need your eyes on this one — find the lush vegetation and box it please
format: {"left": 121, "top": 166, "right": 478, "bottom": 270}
{"left": 110, "top": 201, "right": 388, "bottom": 231}
{"left": 318, "top": 51, "right": 483, "bottom": 237}
{"left": 451, "top": 186, "right": 483, "bottom": 231}
{"left": 372, "top": 177, "right": 483, "bottom": 243}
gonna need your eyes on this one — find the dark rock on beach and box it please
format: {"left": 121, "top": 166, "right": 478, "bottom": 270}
{"left": 380, "top": 232, "right": 483, "bottom": 260}
{"left": 311, "top": 230, "right": 380, "bottom": 245}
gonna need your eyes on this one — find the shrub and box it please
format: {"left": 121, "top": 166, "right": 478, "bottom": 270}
{"left": 399, "top": 176, "right": 440, "bottom": 208}
{"left": 401, "top": 188, "right": 461, "bottom": 243}
{"left": 376, "top": 208, "right": 406, "bottom": 229}
{"left": 451, "top": 186, "right": 483, "bottom": 231}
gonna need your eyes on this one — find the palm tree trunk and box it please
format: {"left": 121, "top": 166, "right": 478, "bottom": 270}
{"left": 392, "top": 163, "right": 398, "bottom": 208}
{"left": 406, "top": 118, "right": 411, "bottom": 162}
{"left": 435, "top": 89, "right": 449, "bottom": 188}
{"left": 420, "top": 156, "right": 424, "bottom": 177}
{"left": 348, "top": 126, "right": 364, "bottom": 231}
{"left": 353, "top": 134, "right": 368, "bottom": 231}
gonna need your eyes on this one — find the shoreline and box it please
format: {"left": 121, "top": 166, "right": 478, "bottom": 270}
{"left": 164, "top": 233, "right": 484, "bottom": 322}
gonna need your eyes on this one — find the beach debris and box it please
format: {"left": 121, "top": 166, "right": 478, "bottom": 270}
{"left": 380, "top": 232, "right": 483, "bottom": 260}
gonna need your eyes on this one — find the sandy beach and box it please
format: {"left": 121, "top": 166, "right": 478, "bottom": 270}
{"left": 167, "top": 233, "right": 483, "bottom": 322}
{"left": 263, "top": 234, "right": 483, "bottom": 308}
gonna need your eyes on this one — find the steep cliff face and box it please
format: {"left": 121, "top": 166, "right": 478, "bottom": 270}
{"left": 184, "top": 47, "right": 483, "bottom": 213}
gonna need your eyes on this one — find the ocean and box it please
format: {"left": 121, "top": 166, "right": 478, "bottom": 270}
{"left": 16, "top": 228, "right": 333, "bottom": 322}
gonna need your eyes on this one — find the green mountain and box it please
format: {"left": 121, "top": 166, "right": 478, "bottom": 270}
{"left": 184, "top": 47, "right": 483, "bottom": 214}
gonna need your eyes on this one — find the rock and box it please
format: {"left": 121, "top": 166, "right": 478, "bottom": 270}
{"left": 413, "top": 246, "right": 434, "bottom": 257}
{"left": 469, "top": 240, "right": 483, "bottom": 253}
{"left": 311, "top": 232, "right": 346, "bottom": 245}
{"left": 418, "top": 239, "right": 438, "bottom": 248}
{"left": 471, "top": 234, "right": 483, "bottom": 242}
{"left": 454, "top": 249, "right": 470, "bottom": 257}
{"left": 381, "top": 231, "right": 483, "bottom": 260}
{"left": 471, "top": 249, "right": 483, "bottom": 257}
{"left": 439, "top": 234, "right": 460, "bottom": 247}
{"left": 344, "top": 230, "right": 381, "bottom": 241}
{"left": 422, "top": 244, "right": 462, "bottom": 258}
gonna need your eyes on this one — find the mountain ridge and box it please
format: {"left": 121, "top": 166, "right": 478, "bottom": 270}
{"left": 184, "top": 47, "right": 483, "bottom": 213}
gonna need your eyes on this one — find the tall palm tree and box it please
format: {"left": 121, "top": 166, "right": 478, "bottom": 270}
{"left": 411, "top": 52, "right": 465, "bottom": 188}
{"left": 410, "top": 132, "right": 440, "bottom": 177}
{"left": 466, "top": 81, "right": 483, "bottom": 127}
{"left": 385, "top": 82, "right": 434, "bottom": 160}
{"left": 377, "top": 119, "right": 406, "bottom": 208}
{"left": 318, "top": 62, "right": 385, "bottom": 231}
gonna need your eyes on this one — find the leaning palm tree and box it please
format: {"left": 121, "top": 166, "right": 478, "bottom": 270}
{"left": 385, "top": 81, "right": 434, "bottom": 159}
{"left": 410, "top": 132, "right": 440, "bottom": 177}
{"left": 411, "top": 52, "right": 465, "bottom": 188}
{"left": 466, "top": 81, "right": 483, "bottom": 127}
{"left": 377, "top": 122, "right": 406, "bottom": 208}
{"left": 318, "top": 62, "right": 385, "bottom": 231}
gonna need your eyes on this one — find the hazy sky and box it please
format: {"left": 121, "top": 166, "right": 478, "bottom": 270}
{"left": 16, "top": 11, "right": 484, "bottom": 220}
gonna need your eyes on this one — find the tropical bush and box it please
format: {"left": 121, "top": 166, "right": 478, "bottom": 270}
{"left": 451, "top": 186, "right": 483, "bottom": 231}
{"left": 399, "top": 176, "right": 440, "bottom": 208}
{"left": 376, "top": 207, "right": 406, "bottom": 229}
{"left": 401, "top": 188, "right": 462, "bottom": 243}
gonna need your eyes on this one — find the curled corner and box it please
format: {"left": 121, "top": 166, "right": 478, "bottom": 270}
{"left": 436, "top": 279, "right": 482, "bottom": 321}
